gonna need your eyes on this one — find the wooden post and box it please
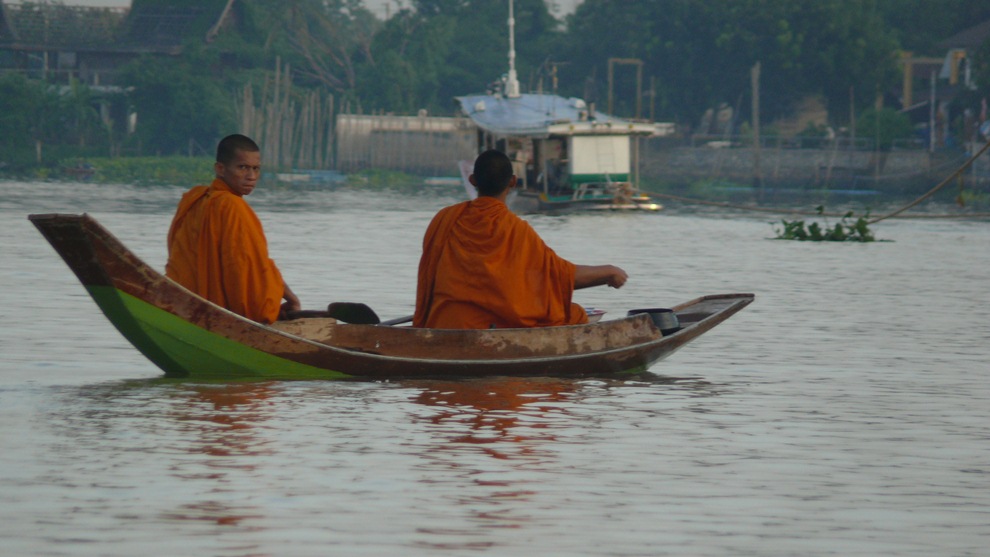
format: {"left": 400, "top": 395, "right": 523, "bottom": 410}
{"left": 751, "top": 61, "right": 763, "bottom": 192}
{"left": 902, "top": 51, "right": 913, "bottom": 109}
{"left": 608, "top": 60, "right": 614, "bottom": 116}
{"left": 607, "top": 58, "right": 644, "bottom": 118}
{"left": 929, "top": 70, "right": 936, "bottom": 153}
{"left": 271, "top": 57, "right": 281, "bottom": 170}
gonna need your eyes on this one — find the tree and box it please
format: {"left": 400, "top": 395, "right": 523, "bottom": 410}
{"left": 119, "top": 54, "right": 235, "bottom": 155}
{"left": 557, "top": 0, "right": 899, "bottom": 128}
{"left": 0, "top": 74, "right": 53, "bottom": 166}
{"left": 59, "top": 80, "right": 109, "bottom": 149}
{"left": 277, "top": 0, "right": 380, "bottom": 97}
{"left": 856, "top": 106, "right": 914, "bottom": 150}
{"left": 0, "top": 73, "right": 112, "bottom": 167}
{"left": 355, "top": 9, "right": 456, "bottom": 113}
{"left": 352, "top": 0, "right": 559, "bottom": 115}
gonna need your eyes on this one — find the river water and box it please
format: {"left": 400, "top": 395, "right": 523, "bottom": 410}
{"left": 1, "top": 180, "right": 988, "bottom": 556}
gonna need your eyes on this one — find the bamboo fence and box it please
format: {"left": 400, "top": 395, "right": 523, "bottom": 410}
{"left": 236, "top": 57, "right": 335, "bottom": 172}
{"left": 235, "top": 58, "right": 476, "bottom": 177}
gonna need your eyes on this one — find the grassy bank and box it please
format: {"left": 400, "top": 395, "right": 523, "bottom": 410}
{"left": 0, "top": 157, "right": 433, "bottom": 192}
{"left": 0, "top": 156, "right": 215, "bottom": 186}
{"left": 90, "top": 156, "right": 215, "bottom": 185}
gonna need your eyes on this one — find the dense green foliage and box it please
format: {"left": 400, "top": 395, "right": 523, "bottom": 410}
{"left": 2, "top": 0, "right": 990, "bottom": 166}
{"left": 854, "top": 107, "right": 915, "bottom": 150}
{"left": 118, "top": 53, "right": 236, "bottom": 157}
{"left": 0, "top": 74, "right": 114, "bottom": 170}
{"left": 561, "top": 0, "right": 902, "bottom": 124}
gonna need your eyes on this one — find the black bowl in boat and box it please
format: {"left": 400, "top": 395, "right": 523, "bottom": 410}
{"left": 627, "top": 308, "right": 681, "bottom": 335}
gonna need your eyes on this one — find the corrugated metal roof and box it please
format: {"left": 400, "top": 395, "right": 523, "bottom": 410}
{"left": 456, "top": 92, "right": 653, "bottom": 138}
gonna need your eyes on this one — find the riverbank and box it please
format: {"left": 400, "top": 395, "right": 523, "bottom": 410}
{"left": 3, "top": 147, "right": 988, "bottom": 212}
{"left": 0, "top": 156, "right": 214, "bottom": 186}
{"left": 0, "top": 156, "right": 441, "bottom": 192}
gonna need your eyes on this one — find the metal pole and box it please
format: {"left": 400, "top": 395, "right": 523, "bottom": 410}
{"left": 751, "top": 61, "right": 762, "bottom": 193}
{"left": 607, "top": 60, "right": 614, "bottom": 115}
{"left": 929, "top": 70, "right": 936, "bottom": 153}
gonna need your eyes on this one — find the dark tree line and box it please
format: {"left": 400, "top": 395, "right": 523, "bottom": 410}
{"left": 3, "top": 0, "right": 990, "bottom": 165}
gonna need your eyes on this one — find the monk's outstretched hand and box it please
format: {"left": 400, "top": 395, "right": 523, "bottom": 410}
{"left": 604, "top": 265, "right": 628, "bottom": 289}
{"left": 575, "top": 264, "right": 628, "bottom": 290}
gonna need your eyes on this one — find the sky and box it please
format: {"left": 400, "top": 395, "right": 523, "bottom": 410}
{"left": 46, "top": 0, "right": 584, "bottom": 20}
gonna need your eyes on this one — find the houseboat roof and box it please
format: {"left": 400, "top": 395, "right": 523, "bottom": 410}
{"left": 455, "top": 92, "right": 659, "bottom": 139}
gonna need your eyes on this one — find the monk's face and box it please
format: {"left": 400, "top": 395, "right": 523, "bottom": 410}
{"left": 216, "top": 149, "right": 262, "bottom": 196}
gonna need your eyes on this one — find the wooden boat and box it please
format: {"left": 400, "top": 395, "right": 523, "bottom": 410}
{"left": 28, "top": 213, "right": 753, "bottom": 381}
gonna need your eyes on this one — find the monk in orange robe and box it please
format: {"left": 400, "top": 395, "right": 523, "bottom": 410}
{"left": 166, "top": 134, "right": 299, "bottom": 324}
{"left": 414, "top": 149, "right": 627, "bottom": 329}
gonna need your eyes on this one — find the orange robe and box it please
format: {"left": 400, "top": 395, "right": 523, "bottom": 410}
{"left": 414, "top": 197, "right": 587, "bottom": 329}
{"left": 166, "top": 178, "right": 285, "bottom": 324}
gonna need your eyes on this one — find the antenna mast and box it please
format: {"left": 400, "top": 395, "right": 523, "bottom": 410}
{"left": 505, "top": 0, "right": 521, "bottom": 98}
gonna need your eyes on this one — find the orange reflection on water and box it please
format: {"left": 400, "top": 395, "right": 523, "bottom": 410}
{"left": 160, "top": 500, "right": 265, "bottom": 528}
{"left": 411, "top": 377, "right": 578, "bottom": 458}
{"left": 408, "top": 377, "right": 582, "bottom": 539}
{"left": 170, "top": 383, "right": 278, "bottom": 460}
{"left": 163, "top": 383, "right": 279, "bottom": 529}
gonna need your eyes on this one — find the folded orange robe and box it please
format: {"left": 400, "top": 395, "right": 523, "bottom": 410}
{"left": 166, "top": 178, "right": 285, "bottom": 324}
{"left": 414, "top": 197, "right": 587, "bottom": 329}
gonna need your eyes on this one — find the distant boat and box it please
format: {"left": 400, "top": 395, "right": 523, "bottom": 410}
{"left": 455, "top": 0, "right": 672, "bottom": 213}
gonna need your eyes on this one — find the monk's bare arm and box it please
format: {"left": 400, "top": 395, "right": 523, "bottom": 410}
{"left": 282, "top": 281, "right": 301, "bottom": 312}
{"left": 574, "top": 265, "right": 628, "bottom": 289}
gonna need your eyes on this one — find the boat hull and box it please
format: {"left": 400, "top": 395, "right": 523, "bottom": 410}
{"left": 29, "top": 213, "right": 753, "bottom": 381}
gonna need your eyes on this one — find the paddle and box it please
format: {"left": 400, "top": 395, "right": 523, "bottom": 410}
{"left": 326, "top": 302, "right": 381, "bottom": 324}
{"left": 327, "top": 302, "right": 414, "bottom": 326}
{"left": 380, "top": 314, "right": 414, "bottom": 326}
{"left": 283, "top": 309, "right": 334, "bottom": 319}
{"left": 284, "top": 303, "right": 413, "bottom": 326}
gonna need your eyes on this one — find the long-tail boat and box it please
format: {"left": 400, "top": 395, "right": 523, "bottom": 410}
{"left": 29, "top": 213, "right": 753, "bottom": 381}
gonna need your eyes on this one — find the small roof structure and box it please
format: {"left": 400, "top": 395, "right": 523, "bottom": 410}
{"left": 937, "top": 18, "right": 990, "bottom": 51}
{"left": 121, "top": 0, "right": 236, "bottom": 54}
{"left": 0, "top": 2, "right": 126, "bottom": 50}
{"left": 0, "top": 0, "right": 236, "bottom": 54}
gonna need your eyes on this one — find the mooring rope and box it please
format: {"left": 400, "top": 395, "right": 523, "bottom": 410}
{"left": 641, "top": 190, "right": 842, "bottom": 217}
{"left": 639, "top": 139, "right": 990, "bottom": 221}
{"left": 866, "top": 139, "right": 990, "bottom": 224}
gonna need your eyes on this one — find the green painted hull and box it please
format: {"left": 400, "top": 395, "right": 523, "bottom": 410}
{"left": 89, "top": 285, "right": 350, "bottom": 380}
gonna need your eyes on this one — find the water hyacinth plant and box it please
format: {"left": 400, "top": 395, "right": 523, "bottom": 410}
{"left": 773, "top": 206, "right": 876, "bottom": 242}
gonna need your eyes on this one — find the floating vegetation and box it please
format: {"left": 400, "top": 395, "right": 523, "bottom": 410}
{"left": 772, "top": 206, "right": 877, "bottom": 242}
{"left": 53, "top": 156, "right": 213, "bottom": 186}
{"left": 957, "top": 188, "right": 988, "bottom": 209}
